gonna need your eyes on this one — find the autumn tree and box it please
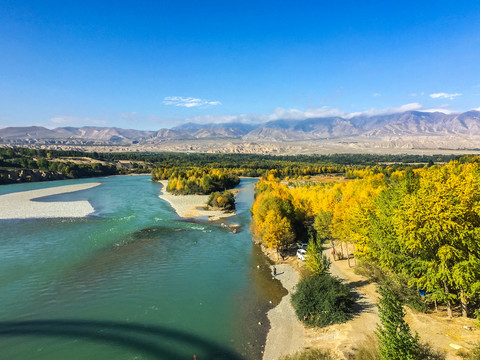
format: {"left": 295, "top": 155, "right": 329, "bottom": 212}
{"left": 394, "top": 162, "right": 480, "bottom": 317}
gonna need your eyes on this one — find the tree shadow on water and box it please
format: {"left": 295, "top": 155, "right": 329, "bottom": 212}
{"left": 0, "top": 319, "right": 244, "bottom": 360}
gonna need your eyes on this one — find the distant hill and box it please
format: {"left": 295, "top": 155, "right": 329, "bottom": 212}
{"left": 2, "top": 110, "right": 480, "bottom": 152}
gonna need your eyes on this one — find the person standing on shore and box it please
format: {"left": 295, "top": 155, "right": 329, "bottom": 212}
{"left": 273, "top": 266, "right": 277, "bottom": 277}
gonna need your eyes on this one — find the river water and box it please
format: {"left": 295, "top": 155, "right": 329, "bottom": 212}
{"left": 0, "top": 176, "right": 286, "bottom": 360}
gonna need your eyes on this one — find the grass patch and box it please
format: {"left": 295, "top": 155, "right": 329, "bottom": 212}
{"left": 279, "top": 348, "right": 333, "bottom": 360}
{"left": 458, "top": 342, "right": 480, "bottom": 359}
{"left": 348, "top": 334, "right": 380, "bottom": 360}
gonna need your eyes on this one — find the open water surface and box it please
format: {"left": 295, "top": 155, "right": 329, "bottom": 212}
{"left": 0, "top": 176, "right": 286, "bottom": 360}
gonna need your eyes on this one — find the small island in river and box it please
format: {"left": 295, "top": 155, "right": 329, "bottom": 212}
{"left": 157, "top": 180, "right": 238, "bottom": 221}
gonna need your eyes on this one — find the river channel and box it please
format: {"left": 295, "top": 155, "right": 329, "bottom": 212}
{"left": 0, "top": 176, "right": 286, "bottom": 360}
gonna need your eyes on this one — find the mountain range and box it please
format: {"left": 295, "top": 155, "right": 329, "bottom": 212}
{"left": 2, "top": 110, "right": 480, "bottom": 153}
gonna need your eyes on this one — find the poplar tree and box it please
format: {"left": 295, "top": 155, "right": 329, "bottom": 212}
{"left": 376, "top": 286, "right": 419, "bottom": 360}
{"left": 305, "top": 239, "right": 331, "bottom": 275}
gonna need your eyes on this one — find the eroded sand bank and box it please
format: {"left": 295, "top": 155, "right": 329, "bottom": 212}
{"left": 0, "top": 182, "right": 101, "bottom": 220}
{"left": 157, "top": 180, "right": 236, "bottom": 220}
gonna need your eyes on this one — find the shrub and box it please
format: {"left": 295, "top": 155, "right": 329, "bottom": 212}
{"left": 291, "top": 274, "right": 355, "bottom": 327}
{"left": 207, "top": 190, "right": 235, "bottom": 210}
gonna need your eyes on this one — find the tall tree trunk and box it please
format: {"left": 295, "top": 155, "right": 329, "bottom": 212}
{"left": 346, "top": 243, "right": 351, "bottom": 267}
{"left": 443, "top": 281, "right": 453, "bottom": 318}
{"left": 460, "top": 289, "right": 468, "bottom": 318}
{"left": 331, "top": 240, "right": 336, "bottom": 261}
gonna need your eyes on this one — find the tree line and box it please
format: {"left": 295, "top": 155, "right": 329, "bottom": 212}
{"left": 251, "top": 159, "right": 480, "bottom": 319}
{"left": 152, "top": 167, "right": 240, "bottom": 195}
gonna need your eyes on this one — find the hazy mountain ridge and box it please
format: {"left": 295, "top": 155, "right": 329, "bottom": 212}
{"left": 2, "top": 110, "right": 480, "bottom": 147}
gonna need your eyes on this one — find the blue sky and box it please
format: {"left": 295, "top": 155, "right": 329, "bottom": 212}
{"left": 1, "top": 0, "right": 480, "bottom": 130}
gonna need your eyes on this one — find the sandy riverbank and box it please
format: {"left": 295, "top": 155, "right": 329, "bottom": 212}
{"left": 157, "top": 180, "right": 236, "bottom": 220}
{"left": 0, "top": 182, "right": 101, "bottom": 220}
{"left": 263, "top": 263, "right": 304, "bottom": 360}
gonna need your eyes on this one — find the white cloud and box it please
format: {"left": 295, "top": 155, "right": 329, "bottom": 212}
{"left": 372, "top": 93, "right": 381, "bottom": 97}
{"left": 269, "top": 106, "right": 347, "bottom": 120}
{"left": 50, "top": 116, "right": 107, "bottom": 127}
{"left": 421, "top": 108, "right": 454, "bottom": 114}
{"left": 181, "top": 103, "right": 426, "bottom": 125}
{"left": 429, "top": 92, "right": 462, "bottom": 100}
{"left": 183, "top": 114, "right": 249, "bottom": 124}
{"left": 162, "top": 96, "right": 221, "bottom": 108}
{"left": 345, "top": 103, "right": 423, "bottom": 118}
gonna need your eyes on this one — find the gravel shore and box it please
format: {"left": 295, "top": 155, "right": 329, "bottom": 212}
{"left": 263, "top": 263, "right": 304, "bottom": 360}
{"left": 0, "top": 182, "right": 101, "bottom": 220}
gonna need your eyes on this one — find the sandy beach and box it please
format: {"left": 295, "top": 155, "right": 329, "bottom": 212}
{"left": 263, "top": 263, "right": 304, "bottom": 360}
{"left": 157, "top": 180, "right": 236, "bottom": 220}
{"left": 0, "top": 182, "right": 101, "bottom": 220}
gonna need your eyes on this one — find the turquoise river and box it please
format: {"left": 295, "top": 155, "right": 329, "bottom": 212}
{"left": 0, "top": 176, "right": 286, "bottom": 360}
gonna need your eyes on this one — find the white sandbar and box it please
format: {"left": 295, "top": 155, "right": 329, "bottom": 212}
{"left": 0, "top": 183, "right": 101, "bottom": 220}
{"left": 157, "top": 180, "right": 236, "bottom": 220}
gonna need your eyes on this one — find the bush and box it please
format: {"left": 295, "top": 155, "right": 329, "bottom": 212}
{"left": 207, "top": 190, "right": 235, "bottom": 210}
{"left": 291, "top": 274, "right": 355, "bottom": 327}
{"left": 279, "top": 348, "right": 333, "bottom": 360}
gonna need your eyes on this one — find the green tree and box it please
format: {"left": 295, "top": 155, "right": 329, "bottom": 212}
{"left": 394, "top": 162, "right": 480, "bottom": 317}
{"left": 305, "top": 239, "right": 330, "bottom": 275}
{"left": 376, "top": 286, "right": 419, "bottom": 360}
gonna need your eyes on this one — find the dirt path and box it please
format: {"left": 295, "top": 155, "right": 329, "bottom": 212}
{"left": 301, "top": 250, "right": 379, "bottom": 359}
{"left": 308, "top": 247, "right": 480, "bottom": 360}
{"left": 405, "top": 307, "right": 480, "bottom": 359}
{"left": 263, "top": 245, "right": 479, "bottom": 359}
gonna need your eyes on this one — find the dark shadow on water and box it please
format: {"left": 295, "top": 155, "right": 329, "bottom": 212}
{"left": 0, "top": 319, "right": 243, "bottom": 360}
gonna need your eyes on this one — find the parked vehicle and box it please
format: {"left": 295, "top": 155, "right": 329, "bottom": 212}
{"left": 296, "top": 248, "right": 307, "bottom": 261}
